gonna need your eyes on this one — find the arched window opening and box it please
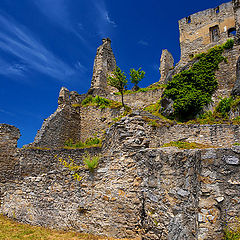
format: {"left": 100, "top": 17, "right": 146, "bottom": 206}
{"left": 228, "top": 27, "right": 237, "bottom": 37}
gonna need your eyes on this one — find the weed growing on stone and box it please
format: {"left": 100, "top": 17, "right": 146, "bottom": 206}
{"left": 64, "top": 137, "right": 102, "bottom": 149}
{"left": 215, "top": 97, "right": 233, "bottom": 118}
{"left": 233, "top": 143, "right": 240, "bottom": 146}
{"left": 114, "top": 83, "right": 166, "bottom": 95}
{"left": 162, "top": 141, "right": 213, "bottom": 149}
{"left": 72, "top": 103, "right": 81, "bottom": 108}
{"left": 81, "top": 95, "right": 122, "bottom": 109}
{"left": 224, "top": 217, "right": 240, "bottom": 240}
{"left": 83, "top": 152, "right": 99, "bottom": 172}
{"left": 223, "top": 38, "right": 234, "bottom": 50}
{"left": 55, "top": 155, "right": 82, "bottom": 181}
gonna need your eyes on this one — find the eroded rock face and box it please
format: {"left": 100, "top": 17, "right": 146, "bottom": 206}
{"left": 159, "top": 98, "right": 175, "bottom": 118}
{"left": 89, "top": 38, "right": 116, "bottom": 96}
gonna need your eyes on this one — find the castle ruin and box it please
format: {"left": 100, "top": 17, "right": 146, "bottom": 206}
{"left": 1, "top": 1, "right": 240, "bottom": 240}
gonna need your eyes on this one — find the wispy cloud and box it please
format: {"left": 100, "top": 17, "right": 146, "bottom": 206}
{"left": 138, "top": 40, "right": 149, "bottom": 46}
{"left": 92, "top": 0, "right": 117, "bottom": 37}
{"left": 0, "top": 12, "right": 82, "bottom": 80}
{"left": 105, "top": 12, "right": 117, "bottom": 27}
{"left": 32, "top": 0, "right": 88, "bottom": 45}
{"left": 0, "top": 57, "right": 26, "bottom": 77}
{"left": 0, "top": 108, "right": 15, "bottom": 117}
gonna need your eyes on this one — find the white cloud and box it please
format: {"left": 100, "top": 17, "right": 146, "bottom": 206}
{"left": 0, "top": 12, "right": 82, "bottom": 80}
{"left": 138, "top": 40, "right": 149, "bottom": 46}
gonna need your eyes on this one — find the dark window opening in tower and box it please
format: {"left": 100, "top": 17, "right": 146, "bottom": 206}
{"left": 186, "top": 16, "right": 191, "bottom": 24}
{"left": 210, "top": 25, "right": 220, "bottom": 42}
{"left": 228, "top": 27, "right": 237, "bottom": 37}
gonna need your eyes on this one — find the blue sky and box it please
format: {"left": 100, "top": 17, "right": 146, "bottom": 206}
{"left": 0, "top": 0, "right": 228, "bottom": 147}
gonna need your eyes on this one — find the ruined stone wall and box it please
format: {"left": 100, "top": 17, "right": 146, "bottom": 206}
{"left": 104, "top": 115, "right": 240, "bottom": 150}
{"left": 32, "top": 105, "right": 81, "bottom": 148}
{"left": 0, "top": 124, "right": 20, "bottom": 183}
{"left": 0, "top": 124, "right": 20, "bottom": 203}
{"left": 213, "top": 44, "right": 240, "bottom": 101}
{"left": 1, "top": 123, "right": 240, "bottom": 239}
{"left": 108, "top": 88, "right": 164, "bottom": 109}
{"left": 79, "top": 106, "right": 123, "bottom": 142}
{"left": 179, "top": 1, "right": 236, "bottom": 62}
{"left": 0, "top": 147, "right": 143, "bottom": 239}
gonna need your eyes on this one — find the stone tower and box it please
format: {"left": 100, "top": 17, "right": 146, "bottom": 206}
{"left": 88, "top": 38, "right": 116, "bottom": 96}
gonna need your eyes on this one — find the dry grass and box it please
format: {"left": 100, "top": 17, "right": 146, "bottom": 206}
{"left": 0, "top": 215, "right": 137, "bottom": 240}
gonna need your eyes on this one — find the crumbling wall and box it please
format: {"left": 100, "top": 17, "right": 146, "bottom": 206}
{"left": 104, "top": 115, "right": 240, "bottom": 150}
{"left": 0, "top": 124, "right": 20, "bottom": 182}
{"left": 108, "top": 88, "right": 164, "bottom": 109}
{"left": 32, "top": 105, "right": 81, "bottom": 148}
{"left": 1, "top": 123, "right": 240, "bottom": 240}
{"left": 179, "top": 2, "right": 236, "bottom": 63}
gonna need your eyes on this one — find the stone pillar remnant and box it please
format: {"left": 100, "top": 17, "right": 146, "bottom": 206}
{"left": 159, "top": 49, "right": 174, "bottom": 83}
{"left": 89, "top": 38, "right": 116, "bottom": 96}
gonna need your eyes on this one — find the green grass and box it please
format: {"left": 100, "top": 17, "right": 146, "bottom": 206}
{"left": 0, "top": 214, "right": 134, "bottom": 240}
{"left": 162, "top": 141, "right": 213, "bottom": 149}
{"left": 81, "top": 95, "right": 122, "bottom": 109}
{"left": 64, "top": 137, "right": 102, "bottom": 149}
{"left": 114, "top": 83, "right": 166, "bottom": 95}
{"left": 224, "top": 217, "right": 240, "bottom": 240}
{"left": 143, "top": 101, "right": 174, "bottom": 124}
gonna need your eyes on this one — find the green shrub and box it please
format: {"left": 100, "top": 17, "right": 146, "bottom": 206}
{"left": 215, "top": 97, "right": 233, "bottom": 118}
{"left": 81, "top": 95, "right": 94, "bottom": 105}
{"left": 223, "top": 39, "right": 234, "bottom": 50}
{"left": 163, "top": 43, "right": 228, "bottom": 120}
{"left": 233, "top": 143, "right": 240, "bottom": 146}
{"left": 83, "top": 152, "right": 99, "bottom": 172}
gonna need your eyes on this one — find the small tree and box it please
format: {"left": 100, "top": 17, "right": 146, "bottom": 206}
{"left": 129, "top": 68, "right": 145, "bottom": 91}
{"left": 107, "top": 66, "right": 127, "bottom": 107}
